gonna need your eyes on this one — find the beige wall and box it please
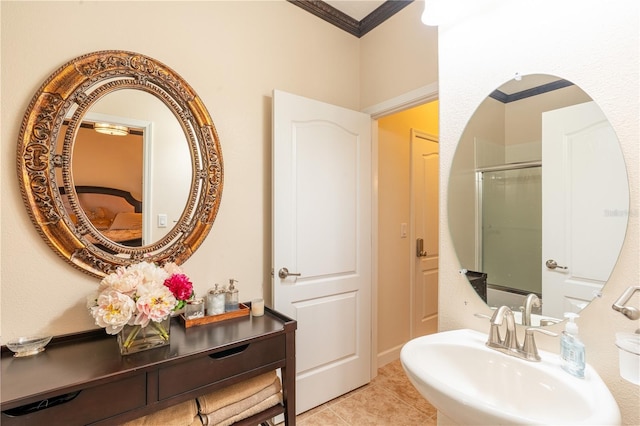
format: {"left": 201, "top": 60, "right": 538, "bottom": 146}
{"left": 359, "top": 1, "right": 438, "bottom": 110}
{"left": 438, "top": 1, "right": 639, "bottom": 424}
{"left": 1, "top": 1, "right": 437, "bottom": 342}
{"left": 0, "top": 0, "right": 362, "bottom": 339}
{"left": 377, "top": 101, "right": 439, "bottom": 364}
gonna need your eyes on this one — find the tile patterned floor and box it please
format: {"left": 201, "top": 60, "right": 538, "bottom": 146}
{"left": 292, "top": 359, "right": 438, "bottom": 425}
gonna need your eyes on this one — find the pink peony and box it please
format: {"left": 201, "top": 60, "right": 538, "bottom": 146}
{"left": 135, "top": 285, "right": 177, "bottom": 327}
{"left": 164, "top": 273, "right": 193, "bottom": 302}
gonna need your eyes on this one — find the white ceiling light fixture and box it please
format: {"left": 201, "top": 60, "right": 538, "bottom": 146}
{"left": 94, "top": 122, "right": 129, "bottom": 136}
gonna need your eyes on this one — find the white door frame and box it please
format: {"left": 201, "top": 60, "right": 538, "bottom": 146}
{"left": 363, "top": 83, "right": 439, "bottom": 377}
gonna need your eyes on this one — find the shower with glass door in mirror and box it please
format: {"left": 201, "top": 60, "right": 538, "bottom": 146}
{"left": 477, "top": 164, "right": 541, "bottom": 308}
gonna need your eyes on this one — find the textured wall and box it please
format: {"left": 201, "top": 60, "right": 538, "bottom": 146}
{"left": 438, "top": 1, "right": 639, "bottom": 424}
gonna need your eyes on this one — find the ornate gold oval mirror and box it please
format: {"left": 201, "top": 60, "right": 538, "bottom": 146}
{"left": 17, "top": 51, "right": 223, "bottom": 277}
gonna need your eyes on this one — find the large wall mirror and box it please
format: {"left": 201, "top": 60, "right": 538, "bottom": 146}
{"left": 17, "top": 51, "right": 223, "bottom": 277}
{"left": 448, "top": 74, "right": 629, "bottom": 324}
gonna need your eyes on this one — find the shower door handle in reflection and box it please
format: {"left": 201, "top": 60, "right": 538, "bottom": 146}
{"left": 416, "top": 238, "right": 428, "bottom": 258}
{"left": 545, "top": 259, "right": 568, "bottom": 270}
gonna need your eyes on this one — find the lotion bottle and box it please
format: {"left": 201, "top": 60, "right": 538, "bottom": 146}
{"left": 225, "top": 279, "right": 239, "bottom": 312}
{"left": 560, "top": 313, "right": 585, "bottom": 378}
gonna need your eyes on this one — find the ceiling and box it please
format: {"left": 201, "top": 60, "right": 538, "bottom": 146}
{"left": 325, "top": 0, "right": 387, "bottom": 20}
{"left": 287, "top": 0, "right": 413, "bottom": 37}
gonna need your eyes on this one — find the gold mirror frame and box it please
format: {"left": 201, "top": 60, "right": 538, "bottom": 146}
{"left": 17, "top": 51, "right": 223, "bottom": 277}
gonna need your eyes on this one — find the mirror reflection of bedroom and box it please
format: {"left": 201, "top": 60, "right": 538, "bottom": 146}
{"left": 59, "top": 120, "right": 145, "bottom": 248}
{"left": 55, "top": 89, "right": 192, "bottom": 251}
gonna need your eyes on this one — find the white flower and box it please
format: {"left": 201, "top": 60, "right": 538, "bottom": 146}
{"left": 99, "top": 268, "right": 142, "bottom": 296}
{"left": 91, "top": 290, "right": 137, "bottom": 334}
{"left": 130, "top": 261, "right": 170, "bottom": 286}
{"left": 162, "top": 262, "right": 184, "bottom": 276}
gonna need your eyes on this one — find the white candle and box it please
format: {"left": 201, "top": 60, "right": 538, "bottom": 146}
{"left": 251, "top": 298, "right": 265, "bottom": 317}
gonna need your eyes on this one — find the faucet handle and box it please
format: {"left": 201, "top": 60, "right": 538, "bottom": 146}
{"left": 475, "top": 312, "right": 502, "bottom": 346}
{"left": 522, "top": 328, "right": 559, "bottom": 361}
{"left": 474, "top": 313, "right": 491, "bottom": 320}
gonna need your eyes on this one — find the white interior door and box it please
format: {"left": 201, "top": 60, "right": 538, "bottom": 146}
{"left": 272, "top": 90, "right": 372, "bottom": 414}
{"left": 542, "top": 101, "right": 628, "bottom": 318}
{"left": 411, "top": 130, "right": 439, "bottom": 338}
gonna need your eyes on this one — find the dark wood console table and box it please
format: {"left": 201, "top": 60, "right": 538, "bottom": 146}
{"left": 1, "top": 307, "right": 296, "bottom": 426}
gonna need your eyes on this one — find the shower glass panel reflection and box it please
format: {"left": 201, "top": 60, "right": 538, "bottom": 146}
{"left": 480, "top": 166, "right": 541, "bottom": 296}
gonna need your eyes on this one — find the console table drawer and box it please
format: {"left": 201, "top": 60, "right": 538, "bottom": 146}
{"left": 1, "top": 373, "right": 146, "bottom": 426}
{"left": 158, "top": 335, "right": 286, "bottom": 400}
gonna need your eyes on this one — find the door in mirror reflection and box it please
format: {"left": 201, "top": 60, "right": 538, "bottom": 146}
{"left": 541, "top": 101, "right": 628, "bottom": 318}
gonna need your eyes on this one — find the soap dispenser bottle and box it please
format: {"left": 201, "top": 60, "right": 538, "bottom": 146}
{"left": 225, "top": 279, "right": 239, "bottom": 312}
{"left": 560, "top": 313, "right": 585, "bottom": 378}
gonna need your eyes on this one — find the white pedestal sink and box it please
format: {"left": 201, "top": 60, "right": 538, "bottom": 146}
{"left": 400, "top": 329, "right": 620, "bottom": 425}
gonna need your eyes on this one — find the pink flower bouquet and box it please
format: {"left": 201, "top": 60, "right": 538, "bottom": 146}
{"left": 88, "top": 262, "right": 193, "bottom": 349}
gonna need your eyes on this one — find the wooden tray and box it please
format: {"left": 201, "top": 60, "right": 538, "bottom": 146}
{"left": 179, "top": 303, "right": 250, "bottom": 328}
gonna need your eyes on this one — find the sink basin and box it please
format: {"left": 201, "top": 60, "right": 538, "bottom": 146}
{"left": 400, "top": 329, "right": 620, "bottom": 425}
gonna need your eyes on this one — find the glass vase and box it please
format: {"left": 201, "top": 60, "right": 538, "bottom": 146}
{"left": 117, "top": 317, "right": 171, "bottom": 355}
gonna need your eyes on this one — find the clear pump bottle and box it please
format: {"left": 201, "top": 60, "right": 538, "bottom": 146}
{"left": 560, "top": 312, "right": 585, "bottom": 378}
{"left": 225, "top": 279, "right": 239, "bottom": 312}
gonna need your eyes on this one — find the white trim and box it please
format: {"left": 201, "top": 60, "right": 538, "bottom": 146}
{"left": 362, "top": 82, "right": 439, "bottom": 119}
{"left": 370, "top": 120, "right": 379, "bottom": 380}
{"left": 377, "top": 344, "right": 404, "bottom": 368}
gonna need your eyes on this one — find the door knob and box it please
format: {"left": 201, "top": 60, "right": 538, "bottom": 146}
{"left": 278, "top": 267, "right": 302, "bottom": 279}
{"left": 545, "top": 259, "right": 568, "bottom": 270}
{"left": 416, "top": 238, "right": 428, "bottom": 258}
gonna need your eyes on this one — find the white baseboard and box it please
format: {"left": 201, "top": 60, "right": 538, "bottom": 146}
{"left": 377, "top": 343, "right": 404, "bottom": 368}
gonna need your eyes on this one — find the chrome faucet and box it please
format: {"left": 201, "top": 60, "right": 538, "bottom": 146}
{"left": 477, "top": 306, "right": 557, "bottom": 362}
{"left": 522, "top": 293, "right": 541, "bottom": 326}
{"left": 487, "top": 305, "right": 519, "bottom": 350}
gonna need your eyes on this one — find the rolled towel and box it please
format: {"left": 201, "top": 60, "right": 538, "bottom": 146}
{"left": 188, "top": 414, "right": 205, "bottom": 426}
{"left": 202, "top": 378, "right": 281, "bottom": 423}
{"left": 207, "top": 393, "right": 283, "bottom": 426}
{"left": 197, "top": 371, "right": 278, "bottom": 414}
{"left": 121, "top": 399, "right": 199, "bottom": 426}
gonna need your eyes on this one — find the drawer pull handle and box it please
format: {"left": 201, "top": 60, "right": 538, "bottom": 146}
{"left": 3, "top": 391, "right": 81, "bottom": 416}
{"left": 209, "top": 344, "right": 249, "bottom": 359}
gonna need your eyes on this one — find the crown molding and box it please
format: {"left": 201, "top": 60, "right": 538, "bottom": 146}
{"left": 287, "top": 0, "right": 413, "bottom": 38}
{"left": 489, "top": 79, "right": 574, "bottom": 103}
